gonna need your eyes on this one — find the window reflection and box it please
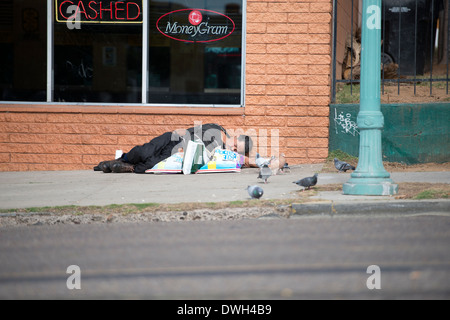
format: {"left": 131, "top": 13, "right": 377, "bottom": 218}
{"left": 148, "top": 0, "right": 242, "bottom": 104}
{"left": 54, "top": 1, "right": 143, "bottom": 103}
{"left": 0, "top": 0, "right": 46, "bottom": 101}
{"left": 1, "top": 0, "right": 243, "bottom": 105}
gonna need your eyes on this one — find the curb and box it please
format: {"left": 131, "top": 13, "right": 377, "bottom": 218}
{"left": 291, "top": 200, "right": 450, "bottom": 216}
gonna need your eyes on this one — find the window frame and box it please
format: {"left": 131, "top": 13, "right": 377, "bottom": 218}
{"left": 34, "top": 0, "right": 246, "bottom": 108}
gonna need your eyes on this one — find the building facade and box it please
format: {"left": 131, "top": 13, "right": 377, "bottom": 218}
{"left": 0, "top": 0, "right": 332, "bottom": 171}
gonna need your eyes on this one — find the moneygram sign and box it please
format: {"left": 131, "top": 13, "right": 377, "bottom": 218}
{"left": 156, "top": 9, "right": 235, "bottom": 43}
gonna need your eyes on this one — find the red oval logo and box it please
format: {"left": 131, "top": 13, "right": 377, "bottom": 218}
{"left": 188, "top": 10, "right": 203, "bottom": 26}
{"left": 156, "top": 9, "right": 235, "bottom": 43}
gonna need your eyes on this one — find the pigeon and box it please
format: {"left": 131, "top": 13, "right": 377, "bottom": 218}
{"left": 269, "top": 153, "right": 287, "bottom": 175}
{"left": 257, "top": 164, "right": 272, "bottom": 184}
{"left": 247, "top": 185, "right": 264, "bottom": 199}
{"left": 293, "top": 173, "right": 318, "bottom": 191}
{"left": 255, "top": 153, "right": 273, "bottom": 168}
{"left": 282, "top": 162, "right": 291, "bottom": 173}
{"left": 334, "top": 158, "right": 356, "bottom": 172}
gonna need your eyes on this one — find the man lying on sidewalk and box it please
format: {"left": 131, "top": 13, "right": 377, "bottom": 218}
{"left": 94, "top": 123, "right": 254, "bottom": 174}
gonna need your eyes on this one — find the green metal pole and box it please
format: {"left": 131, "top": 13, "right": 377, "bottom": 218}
{"left": 343, "top": 0, "right": 398, "bottom": 196}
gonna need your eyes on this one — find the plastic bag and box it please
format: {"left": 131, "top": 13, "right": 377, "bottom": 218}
{"left": 145, "top": 152, "right": 184, "bottom": 174}
{"left": 182, "top": 140, "right": 205, "bottom": 175}
{"left": 196, "top": 148, "right": 243, "bottom": 174}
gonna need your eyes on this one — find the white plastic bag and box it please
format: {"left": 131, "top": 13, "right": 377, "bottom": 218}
{"left": 182, "top": 140, "right": 205, "bottom": 175}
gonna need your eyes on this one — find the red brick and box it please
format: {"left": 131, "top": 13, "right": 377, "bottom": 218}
{"left": 247, "top": 54, "right": 288, "bottom": 64}
{"left": 288, "top": 95, "right": 330, "bottom": 106}
{"left": 266, "top": 64, "right": 308, "bottom": 75}
{"left": 8, "top": 113, "right": 47, "bottom": 123}
{"left": 309, "top": 64, "right": 331, "bottom": 75}
{"left": 309, "top": 86, "right": 331, "bottom": 96}
{"left": 267, "top": 23, "right": 308, "bottom": 34}
{"left": 267, "top": 43, "right": 308, "bottom": 54}
{"left": 308, "top": 126, "right": 330, "bottom": 138}
{"left": 246, "top": 85, "right": 266, "bottom": 95}
{"left": 265, "top": 106, "right": 307, "bottom": 116}
{"left": 47, "top": 154, "right": 82, "bottom": 164}
{"left": 247, "top": 12, "right": 288, "bottom": 24}
{"left": 46, "top": 134, "right": 82, "bottom": 144}
{"left": 247, "top": 33, "right": 288, "bottom": 44}
{"left": 82, "top": 154, "right": 104, "bottom": 165}
{"left": 309, "top": 44, "right": 331, "bottom": 54}
{"left": 279, "top": 126, "right": 308, "bottom": 137}
{"left": 246, "top": 95, "right": 287, "bottom": 106}
{"left": 307, "top": 148, "right": 329, "bottom": 158}
{"left": 81, "top": 134, "right": 118, "bottom": 145}
{"left": 244, "top": 105, "right": 266, "bottom": 116}
{"left": 308, "top": 106, "right": 330, "bottom": 117}
{"left": 309, "top": 23, "right": 331, "bottom": 34}
{"left": 0, "top": 153, "right": 10, "bottom": 163}
{"left": 289, "top": 54, "right": 331, "bottom": 65}
{"left": 288, "top": 138, "right": 328, "bottom": 148}
{"left": 266, "top": 85, "right": 308, "bottom": 96}
{"left": 246, "top": 44, "right": 267, "bottom": 54}
{"left": 247, "top": 74, "right": 287, "bottom": 85}
{"left": 268, "top": 2, "right": 309, "bottom": 13}
{"left": 245, "top": 116, "right": 287, "bottom": 127}
{"left": 64, "top": 145, "right": 99, "bottom": 155}
{"left": 47, "top": 113, "right": 83, "bottom": 123}
{"left": 117, "top": 135, "right": 147, "bottom": 145}
{"left": 288, "top": 13, "right": 331, "bottom": 24}
{"left": 246, "top": 63, "right": 267, "bottom": 74}
{"left": 287, "top": 75, "right": 329, "bottom": 86}
{"left": 83, "top": 113, "right": 119, "bottom": 124}
{"left": 0, "top": 163, "right": 22, "bottom": 171}
{"left": 283, "top": 148, "right": 308, "bottom": 158}
{"left": 1, "top": 123, "right": 29, "bottom": 133}
{"left": 247, "top": 2, "right": 268, "bottom": 12}
{"left": 10, "top": 133, "right": 45, "bottom": 144}
{"left": 289, "top": 33, "right": 330, "bottom": 44}
{"left": 287, "top": 116, "right": 328, "bottom": 127}
{"left": 247, "top": 23, "right": 267, "bottom": 34}
{"left": 11, "top": 153, "right": 46, "bottom": 163}
{"left": 310, "top": 2, "right": 333, "bottom": 13}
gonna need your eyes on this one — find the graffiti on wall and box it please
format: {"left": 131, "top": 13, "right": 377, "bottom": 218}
{"left": 334, "top": 109, "right": 359, "bottom": 136}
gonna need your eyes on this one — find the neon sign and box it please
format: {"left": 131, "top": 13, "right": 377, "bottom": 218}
{"left": 156, "top": 9, "right": 235, "bottom": 43}
{"left": 55, "top": 0, "right": 142, "bottom": 24}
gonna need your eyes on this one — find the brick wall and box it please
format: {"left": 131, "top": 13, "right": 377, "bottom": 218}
{"left": 245, "top": 0, "right": 331, "bottom": 164}
{"left": 0, "top": 0, "right": 332, "bottom": 172}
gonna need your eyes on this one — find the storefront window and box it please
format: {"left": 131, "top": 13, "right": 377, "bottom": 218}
{"left": 149, "top": 0, "right": 243, "bottom": 105}
{"left": 0, "top": 0, "right": 47, "bottom": 101}
{"left": 54, "top": 0, "right": 143, "bottom": 103}
{"left": 1, "top": 0, "right": 244, "bottom": 106}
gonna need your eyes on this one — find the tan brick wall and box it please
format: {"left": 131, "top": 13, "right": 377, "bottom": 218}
{"left": 245, "top": 0, "right": 331, "bottom": 165}
{"left": 0, "top": 0, "right": 332, "bottom": 172}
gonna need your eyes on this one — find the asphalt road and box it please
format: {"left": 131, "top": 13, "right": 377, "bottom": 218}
{"left": 1, "top": 213, "right": 450, "bottom": 300}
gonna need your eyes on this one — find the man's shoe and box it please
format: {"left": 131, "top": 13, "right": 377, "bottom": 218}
{"left": 99, "top": 160, "right": 116, "bottom": 173}
{"left": 112, "top": 161, "right": 134, "bottom": 173}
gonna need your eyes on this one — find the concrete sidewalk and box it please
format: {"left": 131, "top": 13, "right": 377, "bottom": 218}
{"left": 0, "top": 164, "right": 449, "bottom": 211}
